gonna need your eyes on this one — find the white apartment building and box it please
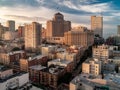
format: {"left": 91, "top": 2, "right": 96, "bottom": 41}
{"left": 82, "top": 58, "right": 101, "bottom": 75}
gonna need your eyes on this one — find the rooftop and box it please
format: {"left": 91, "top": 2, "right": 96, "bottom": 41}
{"left": 28, "top": 54, "right": 47, "bottom": 61}
{"left": 29, "top": 65, "right": 46, "bottom": 71}
{"left": 71, "top": 73, "right": 120, "bottom": 89}
{"left": 104, "top": 73, "right": 120, "bottom": 85}
{"left": 48, "top": 59, "right": 72, "bottom": 67}
{"left": 55, "top": 12, "right": 63, "bottom": 16}
{"left": 48, "top": 65, "right": 65, "bottom": 75}
{"left": 84, "top": 58, "right": 100, "bottom": 64}
{"left": 0, "top": 72, "right": 28, "bottom": 83}
{"left": 7, "top": 50, "right": 25, "bottom": 55}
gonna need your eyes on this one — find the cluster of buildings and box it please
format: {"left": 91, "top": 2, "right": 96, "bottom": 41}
{"left": 0, "top": 65, "right": 31, "bottom": 90}
{"left": 0, "top": 44, "right": 85, "bottom": 89}
{"left": 0, "top": 12, "right": 106, "bottom": 90}
{"left": 70, "top": 44, "right": 120, "bottom": 90}
{"left": 0, "top": 12, "right": 103, "bottom": 50}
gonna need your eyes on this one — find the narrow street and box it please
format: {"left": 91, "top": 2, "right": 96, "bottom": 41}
{"left": 72, "top": 46, "right": 92, "bottom": 76}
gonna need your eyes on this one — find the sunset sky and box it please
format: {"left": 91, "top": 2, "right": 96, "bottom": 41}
{"left": 0, "top": 0, "right": 120, "bottom": 38}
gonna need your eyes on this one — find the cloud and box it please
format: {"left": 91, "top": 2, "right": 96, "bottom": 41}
{"left": 0, "top": 0, "right": 119, "bottom": 38}
{"left": 3, "top": 15, "right": 47, "bottom": 21}
{"left": 0, "top": 0, "right": 113, "bottom": 15}
{"left": 59, "top": 0, "right": 111, "bottom": 13}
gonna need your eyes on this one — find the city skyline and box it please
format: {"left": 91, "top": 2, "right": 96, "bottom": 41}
{"left": 0, "top": 0, "right": 120, "bottom": 38}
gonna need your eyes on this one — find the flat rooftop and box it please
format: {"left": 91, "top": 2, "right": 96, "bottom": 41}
{"left": 48, "top": 65, "right": 65, "bottom": 75}
{"left": 29, "top": 65, "right": 46, "bottom": 71}
{"left": 84, "top": 58, "right": 100, "bottom": 64}
{"left": 7, "top": 50, "right": 25, "bottom": 55}
{"left": 48, "top": 59, "right": 72, "bottom": 66}
{"left": 0, "top": 72, "right": 28, "bottom": 83}
{"left": 71, "top": 73, "right": 120, "bottom": 89}
{"left": 28, "top": 54, "right": 47, "bottom": 61}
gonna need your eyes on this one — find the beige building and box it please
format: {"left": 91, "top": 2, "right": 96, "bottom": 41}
{"left": 25, "top": 22, "right": 42, "bottom": 50}
{"left": 64, "top": 26, "right": 94, "bottom": 48}
{"left": 92, "top": 44, "right": 109, "bottom": 61}
{"left": 3, "top": 31, "right": 18, "bottom": 40}
{"left": 91, "top": 16, "right": 103, "bottom": 37}
{"left": 20, "top": 55, "right": 48, "bottom": 72}
{"left": 41, "top": 45, "right": 57, "bottom": 59}
{"left": 0, "top": 50, "right": 26, "bottom": 65}
{"left": 0, "top": 24, "right": 8, "bottom": 39}
{"left": 41, "top": 45, "right": 57, "bottom": 55}
{"left": 46, "top": 12, "right": 71, "bottom": 37}
{"left": 56, "top": 52, "right": 77, "bottom": 67}
{"left": 82, "top": 58, "right": 101, "bottom": 75}
{"left": 6, "top": 20, "right": 15, "bottom": 31}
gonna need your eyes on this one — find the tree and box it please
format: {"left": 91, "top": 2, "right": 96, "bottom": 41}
{"left": 11, "top": 47, "right": 20, "bottom": 51}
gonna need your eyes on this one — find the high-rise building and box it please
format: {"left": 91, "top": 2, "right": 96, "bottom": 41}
{"left": 64, "top": 26, "right": 94, "bottom": 48}
{"left": 6, "top": 20, "right": 15, "bottom": 31}
{"left": 46, "top": 12, "right": 71, "bottom": 37}
{"left": 117, "top": 25, "right": 120, "bottom": 35}
{"left": 25, "top": 22, "right": 42, "bottom": 50}
{"left": 18, "top": 26, "right": 25, "bottom": 37}
{"left": 91, "top": 16, "right": 103, "bottom": 37}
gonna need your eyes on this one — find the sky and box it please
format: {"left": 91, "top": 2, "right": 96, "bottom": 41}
{"left": 0, "top": 0, "right": 120, "bottom": 38}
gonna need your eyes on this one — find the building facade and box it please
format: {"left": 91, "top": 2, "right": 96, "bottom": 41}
{"left": 64, "top": 26, "right": 94, "bottom": 48}
{"left": 25, "top": 22, "right": 42, "bottom": 50}
{"left": 6, "top": 20, "right": 15, "bottom": 31}
{"left": 46, "top": 12, "right": 71, "bottom": 37}
{"left": 20, "top": 55, "right": 48, "bottom": 72}
{"left": 18, "top": 26, "right": 25, "bottom": 37}
{"left": 29, "top": 64, "right": 66, "bottom": 90}
{"left": 82, "top": 58, "right": 101, "bottom": 75}
{"left": 91, "top": 16, "right": 103, "bottom": 37}
{"left": 92, "top": 44, "right": 109, "bottom": 61}
{"left": 0, "top": 50, "right": 26, "bottom": 65}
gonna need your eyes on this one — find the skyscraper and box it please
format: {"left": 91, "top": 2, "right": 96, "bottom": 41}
{"left": 6, "top": 20, "right": 15, "bottom": 31}
{"left": 46, "top": 12, "right": 71, "bottom": 37}
{"left": 91, "top": 16, "right": 103, "bottom": 37}
{"left": 25, "top": 22, "right": 42, "bottom": 50}
{"left": 18, "top": 26, "right": 25, "bottom": 37}
{"left": 117, "top": 25, "right": 120, "bottom": 35}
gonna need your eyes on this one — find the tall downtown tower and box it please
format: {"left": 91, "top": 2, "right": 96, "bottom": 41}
{"left": 91, "top": 16, "right": 103, "bottom": 37}
{"left": 6, "top": 20, "right": 15, "bottom": 31}
{"left": 25, "top": 22, "right": 42, "bottom": 50}
{"left": 46, "top": 12, "right": 71, "bottom": 37}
